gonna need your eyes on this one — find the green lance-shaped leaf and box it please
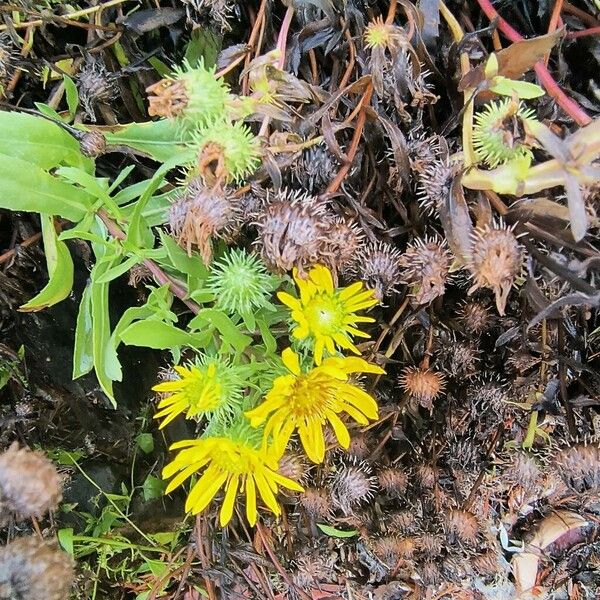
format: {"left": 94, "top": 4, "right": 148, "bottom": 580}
{"left": 19, "top": 215, "right": 74, "bottom": 312}
{"left": 0, "top": 154, "right": 94, "bottom": 221}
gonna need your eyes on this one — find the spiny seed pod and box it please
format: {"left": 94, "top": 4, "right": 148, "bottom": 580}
{"left": 399, "top": 238, "right": 451, "bottom": 305}
{"left": 441, "top": 341, "right": 479, "bottom": 378}
{"left": 192, "top": 119, "right": 260, "bottom": 183}
{"left": 328, "top": 457, "right": 377, "bottom": 515}
{"left": 277, "top": 453, "right": 310, "bottom": 485}
{"left": 458, "top": 300, "right": 494, "bottom": 334}
{"left": 364, "top": 16, "right": 405, "bottom": 50}
{"left": 466, "top": 222, "right": 522, "bottom": 316}
{"left": 182, "top": 0, "right": 237, "bottom": 32}
{"left": 407, "top": 129, "right": 444, "bottom": 176}
{"left": 346, "top": 433, "right": 370, "bottom": 461}
{"left": 372, "top": 535, "right": 416, "bottom": 566}
{"left": 446, "top": 438, "right": 482, "bottom": 473}
{"left": 444, "top": 509, "right": 479, "bottom": 544}
{"left": 298, "top": 487, "right": 332, "bottom": 519}
{"left": 504, "top": 452, "right": 542, "bottom": 491}
{"left": 0, "top": 444, "right": 62, "bottom": 524}
{"left": 254, "top": 189, "right": 331, "bottom": 274}
{"left": 206, "top": 248, "right": 279, "bottom": 317}
{"left": 294, "top": 143, "right": 339, "bottom": 193}
{"left": 168, "top": 177, "right": 238, "bottom": 263}
{"left": 416, "top": 464, "right": 438, "bottom": 489}
{"left": 0, "top": 536, "right": 74, "bottom": 600}
{"left": 473, "top": 99, "right": 537, "bottom": 168}
{"left": 390, "top": 510, "right": 420, "bottom": 535}
{"left": 78, "top": 130, "right": 107, "bottom": 158}
{"left": 345, "top": 241, "right": 403, "bottom": 300}
{"left": 378, "top": 467, "right": 409, "bottom": 498}
{"left": 146, "top": 59, "right": 229, "bottom": 123}
{"left": 127, "top": 263, "right": 153, "bottom": 287}
{"left": 399, "top": 367, "right": 446, "bottom": 411}
{"left": 553, "top": 443, "right": 600, "bottom": 493}
{"left": 417, "top": 158, "right": 460, "bottom": 215}
{"left": 0, "top": 34, "right": 17, "bottom": 90}
{"left": 292, "top": 554, "right": 332, "bottom": 590}
{"left": 417, "top": 533, "right": 444, "bottom": 556}
{"left": 467, "top": 375, "right": 508, "bottom": 413}
{"left": 77, "top": 57, "right": 118, "bottom": 122}
{"left": 471, "top": 549, "right": 503, "bottom": 576}
{"left": 322, "top": 218, "right": 363, "bottom": 274}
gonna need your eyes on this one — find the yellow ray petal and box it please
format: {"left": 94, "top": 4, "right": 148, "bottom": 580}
{"left": 187, "top": 468, "right": 228, "bottom": 514}
{"left": 325, "top": 409, "right": 351, "bottom": 448}
{"left": 254, "top": 470, "right": 281, "bottom": 516}
{"left": 281, "top": 347, "right": 301, "bottom": 375}
{"left": 277, "top": 291, "right": 301, "bottom": 311}
{"left": 219, "top": 476, "right": 239, "bottom": 526}
{"left": 245, "top": 476, "right": 257, "bottom": 526}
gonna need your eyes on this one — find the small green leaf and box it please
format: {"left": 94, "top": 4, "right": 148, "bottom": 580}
{"left": 58, "top": 528, "right": 75, "bottom": 555}
{"left": 73, "top": 283, "right": 94, "bottom": 379}
{"left": 136, "top": 433, "right": 154, "bottom": 454}
{"left": 20, "top": 215, "right": 74, "bottom": 311}
{"left": 188, "top": 309, "right": 252, "bottom": 353}
{"left": 316, "top": 524, "right": 358, "bottom": 538}
{"left": 142, "top": 475, "right": 167, "bottom": 501}
{"left": 185, "top": 27, "right": 222, "bottom": 69}
{"left": 63, "top": 75, "right": 79, "bottom": 120}
{"left": 95, "top": 255, "right": 141, "bottom": 283}
{"left": 489, "top": 76, "right": 545, "bottom": 99}
{"left": 159, "top": 231, "right": 209, "bottom": 279}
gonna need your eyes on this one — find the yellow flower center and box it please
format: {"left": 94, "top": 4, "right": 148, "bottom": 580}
{"left": 209, "top": 440, "right": 256, "bottom": 476}
{"left": 183, "top": 365, "right": 222, "bottom": 415}
{"left": 288, "top": 371, "right": 336, "bottom": 421}
{"left": 304, "top": 295, "right": 344, "bottom": 337}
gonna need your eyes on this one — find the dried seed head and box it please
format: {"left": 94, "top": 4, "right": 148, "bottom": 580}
{"left": 0, "top": 536, "right": 74, "bottom": 600}
{"left": 441, "top": 341, "right": 479, "bottom": 378}
{"left": 168, "top": 177, "right": 238, "bottom": 263}
{"left": 372, "top": 535, "right": 416, "bottom": 566}
{"left": 504, "top": 452, "right": 541, "bottom": 491}
{"left": 378, "top": 467, "right": 409, "bottom": 498}
{"left": 77, "top": 57, "right": 118, "bottom": 122}
{"left": 321, "top": 218, "right": 363, "bottom": 274}
{"left": 467, "top": 376, "right": 508, "bottom": 413}
{"left": 254, "top": 189, "right": 331, "bottom": 274}
{"left": 298, "top": 487, "right": 332, "bottom": 519}
{"left": 294, "top": 144, "right": 339, "bottom": 193}
{"left": 446, "top": 438, "right": 482, "bottom": 473}
{"left": 146, "top": 59, "right": 229, "bottom": 123}
{"left": 292, "top": 553, "right": 332, "bottom": 590}
{"left": 444, "top": 509, "right": 479, "bottom": 544}
{"left": 417, "top": 158, "right": 460, "bottom": 214}
{"left": 390, "top": 510, "right": 420, "bottom": 535}
{"left": 277, "top": 453, "right": 309, "bottom": 485}
{"left": 399, "top": 238, "right": 451, "bottom": 305}
{"left": 553, "top": 443, "right": 600, "bottom": 493}
{"left": 0, "top": 34, "right": 17, "bottom": 89}
{"left": 127, "top": 263, "right": 153, "bottom": 287}
{"left": 417, "top": 533, "right": 444, "bottom": 556}
{"left": 458, "top": 300, "right": 494, "bottom": 334}
{"left": 471, "top": 549, "right": 503, "bottom": 577}
{"left": 0, "top": 444, "right": 62, "bottom": 524}
{"left": 467, "top": 223, "right": 522, "bottom": 315}
{"left": 399, "top": 367, "right": 445, "bottom": 411}
{"left": 420, "top": 560, "right": 442, "bottom": 586}
{"left": 346, "top": 434, "right": 370, "bottom": 461}
{"left": 328, "top": 457, "right": 377, "bottom": 515}
{"left": 345, "top": 241, "right": 403, "bottom": 300}
{"left": 407, "top": 129, "right": 444, "bottom": 176}
{"left": 182, "top": 0, "right": 237, "bottom": 31}
{"left": 78, "top": 130, "right": 107, "bottom": 158}
{"left": 416, "top": 463, "right": 438, "bottom": 489}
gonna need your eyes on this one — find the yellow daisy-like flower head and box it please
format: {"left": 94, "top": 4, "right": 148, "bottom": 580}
{"left": 246, "top": 348, "right": 385, "bottom": 464}
{"left": 277, "top": 264, "right": 378, "bottom": 364}
{"left": 152, "top": 356, "right": 244, "bottom": 429}
{"left": 163, "top": 427, "right": 303, "bottom": 526}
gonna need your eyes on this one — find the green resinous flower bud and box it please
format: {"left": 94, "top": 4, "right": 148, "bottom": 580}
{"left": 206, "top": 249, "right": 280, "bottom": 328}
{"left": 472, "top": 98, "right": 538, "bottom": 169}
{"left": 193, "top": 119, "right": 261, "bottom": 183}
{"left": 146, "top": 59, "right": 230, "bottom": 127}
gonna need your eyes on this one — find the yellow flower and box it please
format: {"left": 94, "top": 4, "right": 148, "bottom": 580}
{"left": 278, "top": 264, "right": 378, "bottom": 365}
{"left": 246, "top": 348, "right": 384, "bottom": 463}
{"left": 152, "top": 358, "right": 243, "bottom": 429}
{"left": 163, "top": 434, "right": 303, "bottom": 526}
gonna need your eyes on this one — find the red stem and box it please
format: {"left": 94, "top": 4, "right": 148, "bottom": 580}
{"left": 476, "top": 0, "right": 592, "bottom": 126}
{"left": 566, "top": 26, "right": 600, "bottom": 39}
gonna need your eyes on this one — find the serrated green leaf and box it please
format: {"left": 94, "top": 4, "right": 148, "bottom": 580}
{"left": 316, "top": 524, "right": 358, "bottom": 538}
{"left": 0, "top": 154, "right": 94, "bottom": 221}
{"left": 19, "top": 215, "right": 74, "bottom": 311}
{"left": 136, "top": 433, "right": 154, "bottom": 454}
{"left": 142, "top": 475, "right": 166, "bottom": 501}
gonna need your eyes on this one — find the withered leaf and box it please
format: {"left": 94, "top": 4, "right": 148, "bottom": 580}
{"left": 121, "top": 8, "right": 184, "bottom": 34}
{"left": 458, "top": 29, "right": 564, "bottom": 92}
{"left": 439, "top": 174, "right": 472, "bottom": 264}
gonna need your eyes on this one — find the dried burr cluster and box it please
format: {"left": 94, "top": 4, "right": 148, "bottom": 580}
{"left": 0, "top": 445, "right": 73, "bottom": 600}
